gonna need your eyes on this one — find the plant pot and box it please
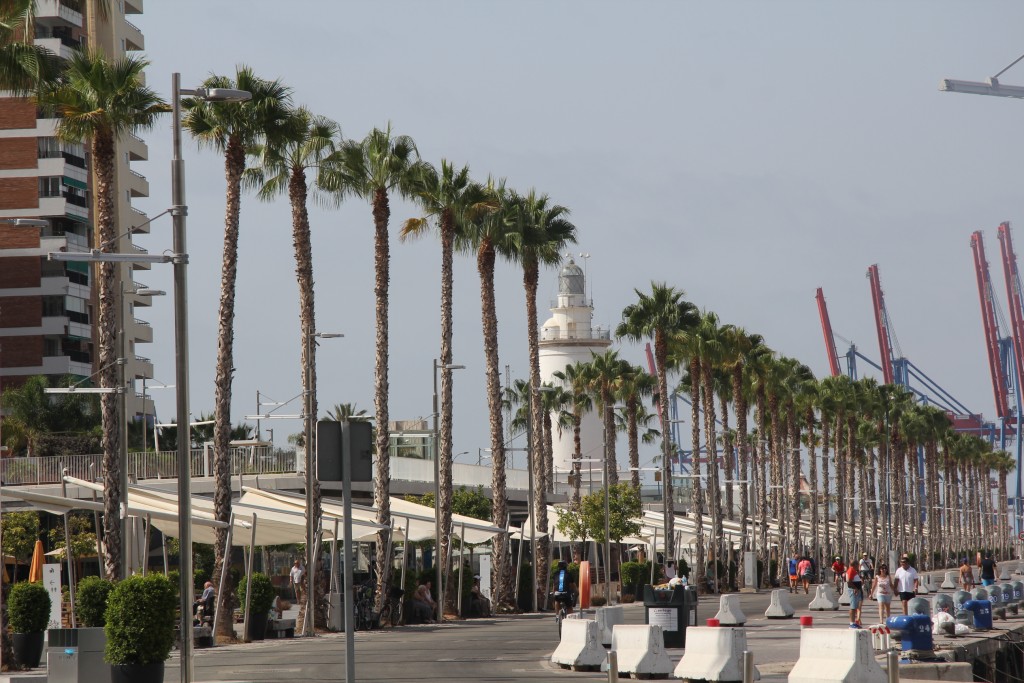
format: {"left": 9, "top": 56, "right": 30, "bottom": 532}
{"left": 12, "top": 632, "right": 45, "bottom": 668}
{"left": 247, "top": 613, "right": 269, "bottom": 641}
{"left": 111, "top": 661, "right": 164, "bottom": 683}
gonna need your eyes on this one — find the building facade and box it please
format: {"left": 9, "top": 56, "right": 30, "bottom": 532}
{"left": 0, "top": 0, "right": 153, "bottom": 422}
{"left": 538, "top": 258, "right": 612, "bottom": 474}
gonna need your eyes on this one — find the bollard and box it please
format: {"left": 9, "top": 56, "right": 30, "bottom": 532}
{"left": 607, "top": 650, "right": 618, "bottom": 683}
{"left": 887, "top": 649, "right": 899, "bottom": 683}
{"left": 743, "top": 650, "right": 754, "bottom": 683}
{"left": 707, "top": 618, "right": 721, "bottom": 627}
{"left": 800, "top": 615, "right": 813, "bottom": 629}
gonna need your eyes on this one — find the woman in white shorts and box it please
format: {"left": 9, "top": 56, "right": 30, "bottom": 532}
{"left": 871, "top": 564, "right": 893, "bottom": 623}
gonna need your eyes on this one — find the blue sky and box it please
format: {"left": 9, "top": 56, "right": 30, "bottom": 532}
{"left": 134, "top": 1, "right": 1024, "bottom": 474}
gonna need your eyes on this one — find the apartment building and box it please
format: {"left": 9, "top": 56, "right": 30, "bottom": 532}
{"left": 0, "top": 0, "right": 154, "bottom": 423}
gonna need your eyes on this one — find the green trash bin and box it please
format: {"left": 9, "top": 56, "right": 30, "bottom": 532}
{"left": 642, "top": 584, "right": 696, "bottom": 648}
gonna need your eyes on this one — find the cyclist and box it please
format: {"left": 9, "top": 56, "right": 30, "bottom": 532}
{"left": 831, "top": 556, "right": 846, "bottom": 592}
{"left": 552, "top": 561, "right": 577, "bottom": 615}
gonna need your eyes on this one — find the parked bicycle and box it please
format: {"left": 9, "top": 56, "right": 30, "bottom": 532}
{"left": 379, "top": 586, "right": 405, "bottom": 627}
{"left": 354, "top": 580, "right": 379, "bottom": 630}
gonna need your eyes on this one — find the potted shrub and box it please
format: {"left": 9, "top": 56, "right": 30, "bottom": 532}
{"left": 238, "top": 572, "right": 275, "bottom": 641}
{"left": 76, "top": 576, "right": 114, "bottom": 627}
{"left": 105, "top": 574, "right": 176, "bottom": 683}
{"left": 8, "top": 581, "right": 50, "bottom": 668}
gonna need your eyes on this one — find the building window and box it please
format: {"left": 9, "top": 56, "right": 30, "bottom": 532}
{"left": 39, "top": 176, "right": 61, "bottom": 198}
{"left": 41, "top": 295, "right": 65, "bottom": 317}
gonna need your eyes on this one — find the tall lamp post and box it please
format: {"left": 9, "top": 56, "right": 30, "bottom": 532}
{"left": 302, "top": 330, "right": 342, "bottom": 636}
{"left": 433, "top": 358, "right": 465, "bottom": 622}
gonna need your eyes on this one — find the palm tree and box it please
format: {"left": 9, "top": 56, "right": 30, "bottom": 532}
{"left": 183, "top": 65, "right": 290, "bottom": 636}
{"left": 503, "top": 189, "right": 575, "bottom": 605}
{"left": 245, "top": 105, "right": 341, "bottom": 627}
{"left": 401, "top": 159, "right": 487, "bottom": 612}
{"left": 0, "top": 0, "right": 60, "bottom": 94}
{"left": 39, "top": 49, "right": 165, "bottom": 579}
{"left": 554, "top": 361, "right": 595, "bottom": 512}
{"left": 462, "top": 177, "right": 514, "bottom": 606}
{"left": 617, "top": 284, "right": 699, "bottom": 563}
{"left": 325, "top": 403, "right": 370, "bottom": 422}
{"left": 323, "top": 125, "right": 423, "bottom": 609}
{"left": 615, "top": 366, "right": 657, "bottom": 490}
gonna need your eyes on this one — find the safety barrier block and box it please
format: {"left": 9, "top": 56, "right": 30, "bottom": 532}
{"left": 551, "top": 618, "right": 606, "bottom": 671}
{"left": 940, "top": 572, "right": 957, "bottom": 589}
{"left": 765, "top": 588, "right": 796, "bottom": 619}
{"left": 595, "top": 605, "right": 624, "bottom": 647}
{"left": 839, "top": 587, "right": 851, "bottom": 606}
{"left": 810, "top": 584, "right": 840, "bottom": 611}
{"left": 916, "top": 577, "right": 931, "bottom": 595}
{"left": 610, "top": 624, "right": 674, "bottom": 678}
{"left": 1000, "top": 566, "right": 1012, "bottom": 581}
{"left": 674, "top": 626, "right": 760, "bottom": 683}
{"left": 788, "top": 628, "right": 887, "bottom": 683}
{"left": 714, "top": 594, "right": 747, "bottom": 626}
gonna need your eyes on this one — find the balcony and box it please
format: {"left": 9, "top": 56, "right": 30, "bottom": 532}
{"left": 540, "top": 326, "right": 612, "bottom": 342}
{"left": 131, "top": 355, "right": 154, "bottom": 378}
{"left": 122, "top": 18, "right": 144, "bottom": 51}
{"left": 33, "top": 37, "right": 74, "bottom": 61}
{"left": 123, "top": 0, "right": 143, "bottom": 14}
{"left": 129, "top": 242, "right": 150, "bottom": 271}
{"left": 127, "top": 168, "right": 149, "bottom": 198}
{"left": 129, "top": 206, "right": 149, "bottom": 234}
{"left": 35, "top": 0, "right": 83, "bottom": 28}
{"left": 130, "top": 318, "right": 153, "bottom": 344}
{"left": 124, "top": 132, "right": 148, "bottom": 162}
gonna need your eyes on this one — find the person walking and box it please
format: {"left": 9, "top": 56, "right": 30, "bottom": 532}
{"left": 845, "top": 561, "right": 864, "bottom": 627}
{"left": 787, "top": 555, "right": 799, "bottom": 593}
{"left": 894, "top": 555, "right": 919, "bottom": 615}
{"left": 870, "top": 564, "right": 894, "bottom": 623}
{"left": 959, "top": 557, "right": 974, "bottom": 591}
{"left": 290, "top": 559, "right": 306, "bottom": 603}
{"left": 797, "top": 556, "right": 813, "bottom": 594}
{"left": 979, "top": 552, "right": 997, "bottom": 587}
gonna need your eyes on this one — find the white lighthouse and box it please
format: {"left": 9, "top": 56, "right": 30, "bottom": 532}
{"left": 539, "top": 258, "right": 612, "bottom": 474}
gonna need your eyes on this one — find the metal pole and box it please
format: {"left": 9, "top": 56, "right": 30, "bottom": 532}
{"left": 604, "top": 419, "right": 612, "bottom": 603}
{"left": 607, "top": 650, "right": 619, "bottom": 683}
{"left": 119, "top": 289, "right": 129, "bottom": 578}
{"left": 89, "top": 464, "right": 105, "bottom": 574}
{"left": 211, "top": 513, "right": 233, "bottom": 646}
{"left": 457, "top": 521, "right": 466, "bottom": 616}
{"left": 650, "top": 528, "right": 658, "bottom": 585}
{"left": 341, "top": 421, "right": 356, "bottom": 683}
{"left": 142, "top": 378, "right": 148, "bottom": 454}
{"left": 60, "top": 471, "right": 76, "bottom": 627}
{"left": 742, "top": 651, "right": 754, "bottom": 683}
{"left": 527, "top": 405, "right": 537, "bottom": 612}
{"left": 242, "top": 514, "right": 257, "bottom": 641}
{"left": 433, "top": 359, "right": 443, "bottom": 622}
{"left": 304, "top": 333, "right": 315, "bottom": 637}
{"left": 331, "top": 518, "right": 340, "bottom": 593}
{"left": 142, "top": 514, "right": 151, "bottom": 576}
{"left": 171, "top": 72, "right": 194, "bottom": 683}
{"left": 887, "top": 648, "right": 899, "bottom": 683}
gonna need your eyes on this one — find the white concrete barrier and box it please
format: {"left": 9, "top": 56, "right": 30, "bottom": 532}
{"left": 714, "top": 594, "right": 747, "bottom": 626}
{"left": 595, "top": 605, "right": 624, "bottom": 647}
{"left": 1000, "top": 566, "right": 1012, "bottom": 581}
{"left": 788, "top": 628, "right": 886, "bottom": 683}
{"left": 810, "top": 584, "right": 840, "bottom": 611}
{"left": 765, "top": 588, "right": 796, "bottom": 619}
{"left": 940, "top": 572, "right": 957, "bottom": 589}
{"left": 674, "top": 626, "right": 760, "bottom": 682}
{"left": 916, "top": 577, "right": 931, "bottom": 595}
{"left": 551, "top": 618, "right": 606, "bottom": 670}
{"left": 610, "top": 624, "right": 674, "bottom": 678}
{"left": 839, "top": 586, "right": 851, "bottom": 606}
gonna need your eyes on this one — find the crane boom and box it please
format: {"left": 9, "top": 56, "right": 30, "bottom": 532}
{"left": 997, "top": 223, "right": 1024, "bottom": 417}
{"left": 971, "top": 230, "right": 1011, "bottom": 418}
{"left": 867, "top": 264, "right": 896, "bottom": 385}
{"left": 815, "top": 288, "right": 842, "bottom": 377}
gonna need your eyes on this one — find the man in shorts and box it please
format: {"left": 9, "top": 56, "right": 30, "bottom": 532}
{"left": 894, "top": 556, "right": 919, "bottom": 615}
{"left": 846, "top": 561, "right": 864, "bottom": 627}
{"left": 787, "top": 555, "right": 799, "bottom": 593}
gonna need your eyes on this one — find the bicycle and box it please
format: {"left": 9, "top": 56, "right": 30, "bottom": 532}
{"left": 379, "top": 586, "right": 404, "bottom": 627}
{"left": 354, "top": 581, "right": 379, "bottom": 630}
{"left": 551, "top": 592, "right": 572, "bottom": 638}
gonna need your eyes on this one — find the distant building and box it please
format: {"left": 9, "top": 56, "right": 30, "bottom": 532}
{"left": 0, "top": 0, "right": 154, "bottom": 423}
{"left": 539, "top": 258, "right": 612, "bottom": 473}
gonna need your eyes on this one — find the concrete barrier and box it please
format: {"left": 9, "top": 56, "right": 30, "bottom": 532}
{"left": 940, "top": 572, "right": 956, "bottom": 589}
{"left": 788, "top": 628, "right": 887, "bottom": 683}
{"left": 1000, "top": 565, "right": 1012, "bottom": 581}
{"left": 595, "top": 605, "right": 624, "bottom": 647}
{"left": 839, "top": 586, "right": 851, "bottom": 606}
{"left": 915, "top": 577, "right": 931, "bottom": 595}
{"left": 810, "top": 584, "right": 840, "bottom": 611}
{"left": 610, "top": 624, "right": 674, "bottom": 678}
{"left": 551, "top": 618, "right": 606, "bottom": 671}
{"left": 765, "top": 588, "right": 796, "bottom": 619}
{"left": 714, "top": 594, "right": 747, "bottom": 626}
{"left": 673, "top": 626, "right": 760, "bottom": 682}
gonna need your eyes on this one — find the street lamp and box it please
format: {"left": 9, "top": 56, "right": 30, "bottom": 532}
{"left": 433, "top": 359, "right": 465, "bottom": 622}
{"left": 169, "top": 73, "right": 249, "bottom": 683}
{"left": 303, "top": 331, "right": 342, "bottom": 636}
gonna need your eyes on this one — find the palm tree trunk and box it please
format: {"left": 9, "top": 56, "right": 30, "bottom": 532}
{"left": 701, "top": 361, "right": 723, "bottom": 588}
{"left": 756, "top": 390, "right": 769, "bottom": 587}
{"left": 627, "top": 399, "right": 640, "bottom": 490}
{"left": 477, "top": 238, "right": 510, "bottom": 608}
{"left": 834, "top": 412, "right": 845, "bottom": 562}
{"left": 733, "top": 366, "right": 749, "bottom": 585}
{"left": 93, "top": 130, "right": 122, "bottom": 580}
{"left": 290, "top": 168, "right": 326, "bottom": 627}
{"left": 211, "top": 137, "right": 245, "bottom": 640}
{"left": 653, "top": 332, "right": 674, "bottom": 562}
{"left": 806, "top": 409, "right": 818, "bottom": 575}
{"left": 439, "top": 210, "right": 457, "bottom": 614}
{"left": 372, "top": 187, "right": 393, "bottom": 611}
{"left": 821, "top": 420, "right": 831, "bottom": 572}
{"left": 523, "top": 259, "right": 548, "bottom": 608}
{"left": 789, "top": 410, "right": 801, "bottom": 558}
{"left": 720, "top": 395, "right": 734, "bottom": 521}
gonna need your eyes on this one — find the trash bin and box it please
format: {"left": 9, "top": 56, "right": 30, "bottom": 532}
{"left": 642, "top": 584, "right": 696, "bottom": 648}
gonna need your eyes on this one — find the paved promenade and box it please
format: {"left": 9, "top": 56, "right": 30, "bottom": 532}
{"left": 3, "top": 561, "right": 1022, "bottom": 682}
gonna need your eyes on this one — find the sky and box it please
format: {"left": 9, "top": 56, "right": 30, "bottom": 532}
{"left": 132, "top": 1, "right": 1024, "bottom": 479}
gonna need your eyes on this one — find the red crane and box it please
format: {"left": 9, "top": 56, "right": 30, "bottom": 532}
{"left": 867, "top": 264, "right": 896, "bottom": 385}
{"left": 997, "top": 222, "right": 1024, "bottom": 410}
{"left": 971, "top": 230, "right": 1011, "bottom": 419}
{"left": 815, "top": 288, "right": 842, "bottom": 377}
